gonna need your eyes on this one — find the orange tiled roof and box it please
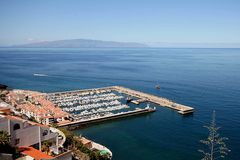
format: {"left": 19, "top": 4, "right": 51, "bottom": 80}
{"left": 5, "top": 115, "right": 25, "bottom": 121}
{"left": 19, "top": 146, "right": 53, "bottom": 160}
{"left": 4, "top": 115, "right": 48, "bottom": 127}
{"left": 7, "top": 90, "right": 69, "bottom": 119}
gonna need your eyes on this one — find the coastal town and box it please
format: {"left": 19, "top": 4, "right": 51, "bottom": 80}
{"left": 0, "top": 84, "right": 193, "bottom": 159}
{"left": 0, "top": 84, "right": 113, "bottom": 160}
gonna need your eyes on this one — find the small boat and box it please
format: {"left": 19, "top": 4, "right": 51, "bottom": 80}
{"left": 126, "top": 97, "right": 133, "bottom": 103}
{"left": 155, "top": 84, "right": 160, "bottom": 89}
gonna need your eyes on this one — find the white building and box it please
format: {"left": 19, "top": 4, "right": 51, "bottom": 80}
{"left": 0, "top": 115, "right": 72, "bottom": 160}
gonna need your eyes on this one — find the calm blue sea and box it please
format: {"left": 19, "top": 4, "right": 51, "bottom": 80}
{"left": 0, "top": 48, "right": 240, "bottom": 160}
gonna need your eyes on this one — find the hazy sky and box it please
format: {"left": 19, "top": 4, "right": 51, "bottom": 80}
{"left": 0, "top": 0, "right": 240, "bottom": 45}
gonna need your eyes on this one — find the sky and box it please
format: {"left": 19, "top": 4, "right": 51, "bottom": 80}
{"left": 0, "top": 0, "right": 240, "bottom": 46}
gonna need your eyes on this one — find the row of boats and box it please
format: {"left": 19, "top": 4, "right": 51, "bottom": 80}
{"left": 48, "top": 88, "right": 153, "bottom": 122}
{"left": 48, "top": 89, "right": 133, "bottom": 121}
{"left": 72, "top": 104, "right": 129, "bottom": 116}
{"left": 73, "top": 112, "right": 113, "bottom": 121}
{"left": 49, "top": 93, "right": 118, "bottom": 104}
{"left": 55, "top": 94, "right": 123, "bottom": 107}
{"left": 62, "top": 100, "right": 123, "bottom": 112}
{"left": 48, "top": 89, "right": 113, "bottom": 102}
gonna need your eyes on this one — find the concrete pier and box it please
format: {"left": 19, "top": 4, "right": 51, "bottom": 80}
{"left": 58, "top": 107, "right": 155, "bottom": 127}
{"left": 112, "top": 86, "right": 194, "bottom": 115}
{"left": 131, "top": 98, "right": 147, "bottom": 105}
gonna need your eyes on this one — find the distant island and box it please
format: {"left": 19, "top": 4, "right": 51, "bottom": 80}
{"left": 7, "top": 39, "right": 240, "bottom": 48}
{"left": 13, "top": 39, "right": 148, "bottom": 48}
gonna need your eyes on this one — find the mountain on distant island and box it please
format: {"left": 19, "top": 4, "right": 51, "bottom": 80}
{"left": 14, "top": 39, "right": 148, "bottom": 48}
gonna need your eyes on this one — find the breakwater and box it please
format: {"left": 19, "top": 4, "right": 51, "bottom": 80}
{"left": 58, "top": 107, "right": 155, "bottom": 128}
{"left": 111, "top": 86, "right": 194, "bottom": 114}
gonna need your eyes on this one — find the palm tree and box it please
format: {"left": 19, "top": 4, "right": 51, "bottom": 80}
{"left": 199, "top": 111, "right": 230, "bottom": 160}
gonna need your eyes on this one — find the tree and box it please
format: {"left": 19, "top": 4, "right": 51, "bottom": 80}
{"left": 199, "top": 111, "right": 230, "bottom": 160}
{"left": 0, "top": 130, "right": 17, "bottom": 155}
{"left": 59, "top": 128, "right": 74, "bottom": 148}
{"left": 42, "top": 140, "right": 53, "bottom": 154}
{"left": 51, "top": 123, "right": 59, "bottom": 128}
{"left": 0, "top": 130, "right": 10, "bottom": 145}
{"left": 29, "top": 116, "right": 38, "bottom": 123}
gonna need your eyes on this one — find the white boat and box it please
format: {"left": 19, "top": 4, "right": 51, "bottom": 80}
{"left": 33, "top": 73, "right": 48, "bottom": 77}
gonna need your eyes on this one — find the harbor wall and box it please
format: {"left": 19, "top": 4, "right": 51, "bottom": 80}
{"left": 59, "top": 108, "right": 155, "bottom": 128}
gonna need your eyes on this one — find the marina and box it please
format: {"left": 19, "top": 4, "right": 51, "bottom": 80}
{"left": 46, "top": 86, "right": 194, "bottom": 127}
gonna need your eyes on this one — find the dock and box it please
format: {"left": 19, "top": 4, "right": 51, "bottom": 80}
{"left": 111, "top": 86, "right": 194, "bottom": 115}
{"left": 131, "top": 98, "right": 147, "bottom": 105}
{"left": 58, "top": 107, "right": 155, "bottom": 128}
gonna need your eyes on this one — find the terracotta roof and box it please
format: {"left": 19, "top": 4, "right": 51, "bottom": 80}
{"left": 19, "top": 146, "right": 53, "bottom": 160}
{"left": 4, "top": 115, "right": 48, "bottom": 127}
{"left": 5, "top": 115, "right": 25, "bottom": 121}
{"left": 7, "top": 90, "right": 69, "bottom": 119}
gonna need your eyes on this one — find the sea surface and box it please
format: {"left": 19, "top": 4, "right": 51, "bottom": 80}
{"left": 0, "top": 48, "right": 240, "bottom": 160}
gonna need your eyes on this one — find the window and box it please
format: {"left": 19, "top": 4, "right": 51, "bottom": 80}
{"left": 13, "top": 123, "right": 20, "bottom": 130}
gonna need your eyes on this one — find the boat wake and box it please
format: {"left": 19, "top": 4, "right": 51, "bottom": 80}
{"left": 33, "top": 73, "right": 48, "bottom": 77}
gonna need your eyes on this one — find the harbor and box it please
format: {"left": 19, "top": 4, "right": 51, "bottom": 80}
{"left": 46, "top": 86, "right": 194, "bottom": 128}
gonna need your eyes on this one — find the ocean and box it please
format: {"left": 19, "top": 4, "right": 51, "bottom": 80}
{"left": 0, "top": 48, "right": 239, "bottom": 160}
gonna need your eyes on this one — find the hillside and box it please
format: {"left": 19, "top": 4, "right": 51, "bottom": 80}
{"left": 14, "top": 39, "right": 148, "bottom": 48}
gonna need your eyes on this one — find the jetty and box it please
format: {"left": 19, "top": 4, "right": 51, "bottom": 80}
{"left": 58, "top": 107, "right": 155, "bottom": 127}
{"left": 111, "top": 86, "right": 194, "bottom": 115}
{"left": 131, "top": 98, "right": 147, "bottom": 105}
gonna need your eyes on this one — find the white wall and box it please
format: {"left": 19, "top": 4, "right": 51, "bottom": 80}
{"left": 0, "top": 116, "right": 58, "bottom": 148}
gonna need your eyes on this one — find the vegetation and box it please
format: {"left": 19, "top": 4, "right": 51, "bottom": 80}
{"left": 41, "top": 140, "right": 53, "bottom": 154}
{"left": 199, "top": 111, "right": 230, "bottom": 160}
{"left": 60, "top": 128, "right": 74, "bottom": 148}
{"left": 51, "top": 123, "right": 59, "bottom": 128}
{"left": 28, "top": 116, "right": 38, "bottom": 123}
{"left": 0, "top": 130, "right": 19, "bottom": 158}
{"left": 0, "top": 130, "right": 10, "bottom": 145}
{"left": 0, "top": 89, "right": 8, "bottom": 101}
{"left": 59, "top": 128, "right": 109, "bottom": 160}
